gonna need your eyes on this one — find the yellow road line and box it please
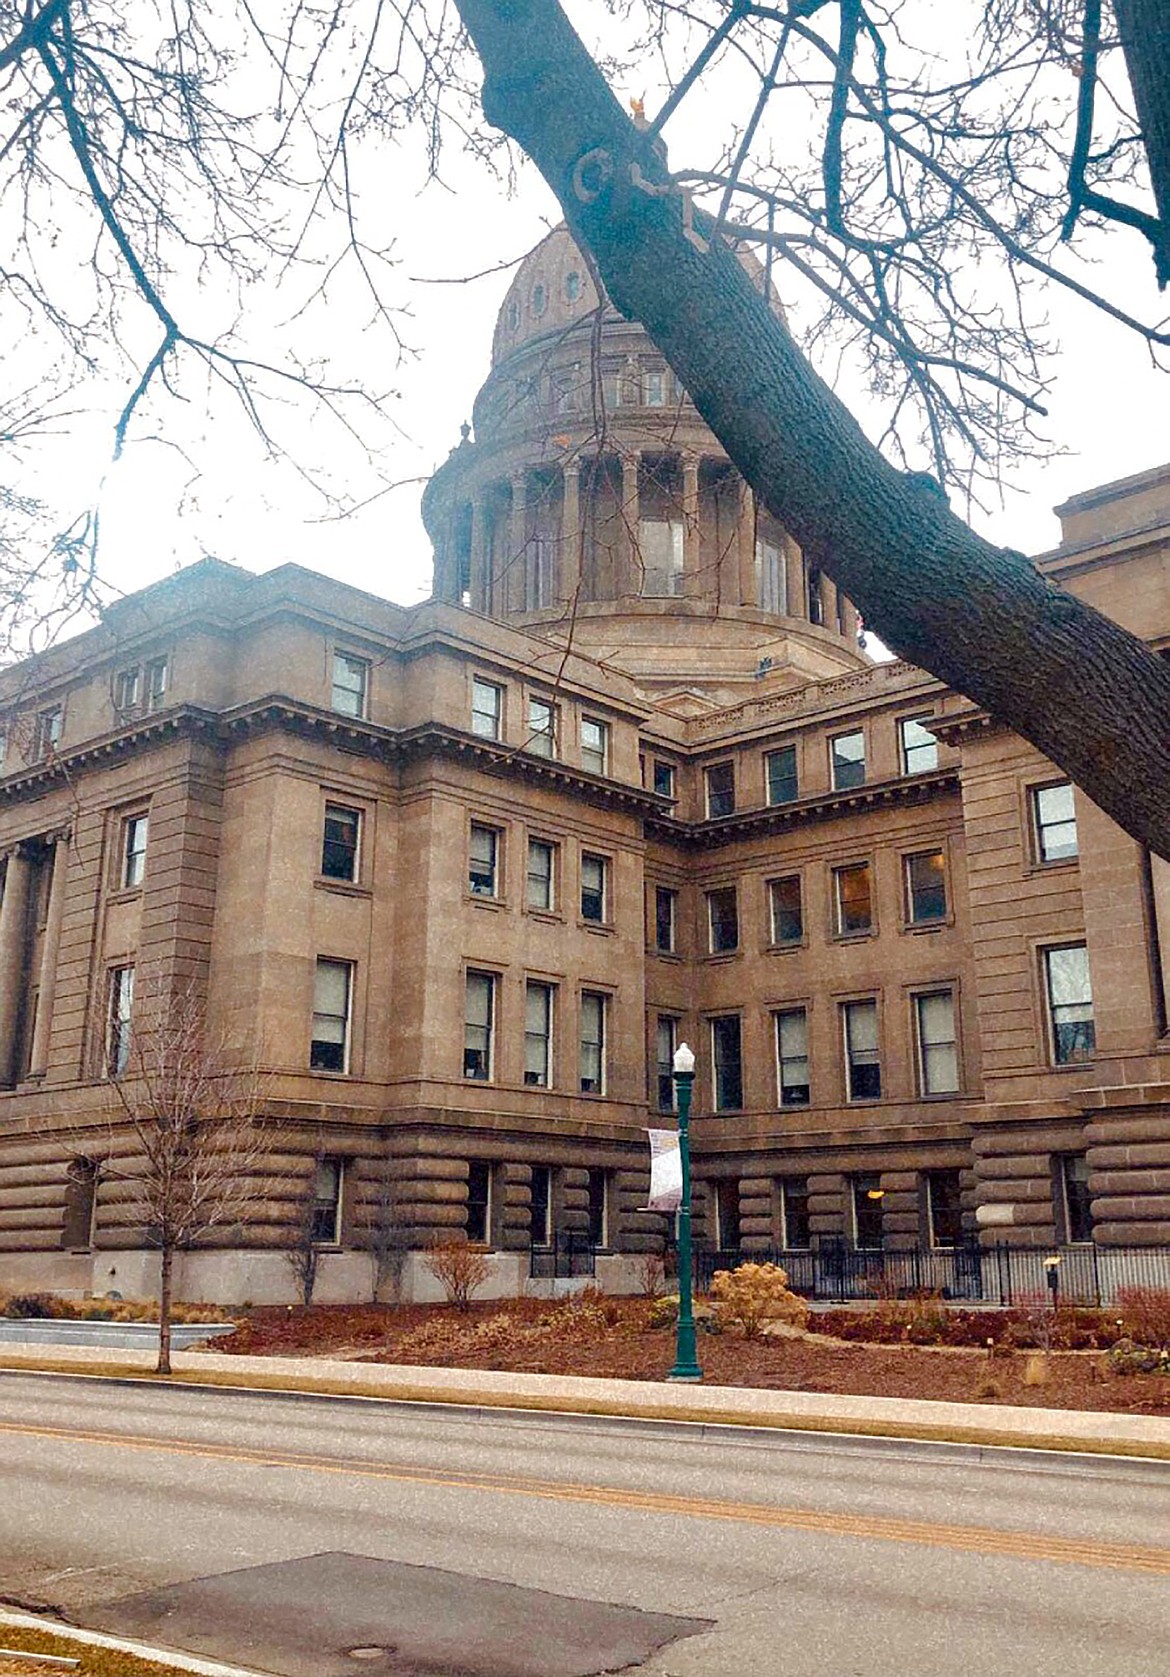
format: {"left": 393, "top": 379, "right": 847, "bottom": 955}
{"left": 3, "top": 1417, "right": 1169, "bottom": 1577}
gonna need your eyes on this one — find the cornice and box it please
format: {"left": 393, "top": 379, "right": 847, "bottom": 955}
{"left": 649, "top": 767, "right": 960, "bottom": 849}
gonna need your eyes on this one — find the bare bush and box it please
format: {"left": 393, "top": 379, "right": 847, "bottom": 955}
{"left": 423, "top": 1238, "right": 491, "bottom": 1311}
{"left": 709, "top": 1262, "right": 809, "bottom": 1339}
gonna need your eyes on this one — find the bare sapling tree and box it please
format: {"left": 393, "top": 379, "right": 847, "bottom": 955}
{"left": 355, "top": 1157, "right": 410, "bottom": 1305}
{"left": 284, "top": 1159, "right": 325, "bottom": 1308}
{"left": 100, "top": 975, "right": 275, "bottom": 1373}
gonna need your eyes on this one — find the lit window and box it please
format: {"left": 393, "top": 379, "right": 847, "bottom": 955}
{"left": 144, "top": 658, "right": 168, "bottom": 713}
{"left": 775, "top": 1009, "right": 810, "bottom": 1107}
{"left": 467, "top": 1160, "right": 492, "bottom": 1244}
{"left": 310, "top": 1157, "right": 344, "bottom": 1244}
{"left": 1032, "top": 783, "right": 1078, "bottom": 863}
{"left": 107, "top": 965, "right": 135, "bottom": 1076}
{"left": 926, "top": 1168, "right": 963, "bottom": 1248}
{"left": 756, "top": 539, "right": 786, "bottom": 614}
{"left": 472, "top": 679, "right": 502, "bottom": 740}
{"left": 916, "top": 991, "right": 959, "bottom": 1095}
{"left": 469, "top": 824, "right": 500, "bottom": 898}
{"left": 581, "top": 717, "right": 608, "bottom": 775}
{"left": 581, "top": 853, "right": 607, "bottom": 923}
{"left": 525, "top": 981, "right": 554, "bottom": 1086}
{"left": 310, "top": 959, "right": 352, "bottom": 1072}
{"left": 765, "top": 744, "right": 798, "bottom": 805}
{"left": 831, "top": 731, "right": 865, "bottom": 790}
{"left": 322, "top": 805, "right": 360, "bottom": 882}
{"left": 900, "top": 717, "right": 938, "bottom": 775}
{"left": 332, "top": 652, "right": 368, "bottom": 718}
{"left": 580, "top": 991, "right": 607, "bottom": 1093}
{"left": 122, "top": 814, "right": 149, "bottom": 889}
{"left": 705, "top": 761, "right": 735, "bottom": 818}
{"left": 528, "top": 697, "right": 557, "bottom": 758}
{"left": 114, "top": 667, "right": 140, "bottom": 715}
{"left": 652, "top": 760, "right": 676, "bottom": 800}
{"left": 656, "top": 1015, "right": 677, "bottom": 1112}
{"left": 527, "top": 839, "right": 554, "bottom": 911}
{"left": 1057, "top": 1153, "right": 1093, "bottom": 1243}
{"left": 464, "top": 971, "right": 496, "bottom": 1081}
{"left": 711, "top": 1015, "right": 743, "bottom": 1111}
{"left": 34, "top": 707, "right": 62, "bottom": 761}
{"left": 769, "top": 875, "right": 803, "bottom": 945}
{"left": 843, "top": 1000, "right": 881, "bottom": 1100}
{"left": 638, "top": 519, "right": 684, "bottom": 597}
{"left": 707, "top": 887, "right": 739, "bottom": 954}
{"left": 654, "top": 887, "right": 677, "bottom": 954}
{"left": 587, "top": 1168, "right": 609, "bottom": 1246}
{"left": 1044, "top": 944, "right": 1095, "bottom": 1065}
{"left": 852, "top": 1172, "right": 884, "bottom": 1247}
{"left": 834, "top": 862, "right": 873, "bottom": 935}
{"left": 905, "top": 850, "right": 947, "bottom": 923}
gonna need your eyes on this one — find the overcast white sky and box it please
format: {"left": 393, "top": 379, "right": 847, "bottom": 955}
{"left": 42, "top": 5, "right": 1170, "bottom": 618}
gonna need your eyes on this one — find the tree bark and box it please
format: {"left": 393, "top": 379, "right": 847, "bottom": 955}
{"left": 455, "top": 0, "right": 1170, "bottom": 862}
{"left": 1114, "top": 0, "right": 1170, "bottom": 285}
{"left": 157, "top": 1242, "right": 173, "bottom": 1376}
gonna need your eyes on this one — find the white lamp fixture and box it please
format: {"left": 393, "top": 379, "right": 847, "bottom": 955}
{"left": 673, "top": 1042, "right": 696, "bottom": 1075}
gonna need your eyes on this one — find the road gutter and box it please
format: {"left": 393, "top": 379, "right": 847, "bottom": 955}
{"left": 0, "top": 1611, "right": 271, "bottom": 1677}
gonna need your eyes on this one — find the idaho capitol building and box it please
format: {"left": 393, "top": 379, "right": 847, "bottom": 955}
{"left": 0, "top": 226, "right": 1168, "bottom": 1306}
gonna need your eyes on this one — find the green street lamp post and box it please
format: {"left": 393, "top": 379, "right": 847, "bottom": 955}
{"left": 668, "top": 1041, "right": 702, "bottom": 1383}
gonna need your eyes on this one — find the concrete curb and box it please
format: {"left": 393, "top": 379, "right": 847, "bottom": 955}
{"left": 3, "top": 1341, "right": 1170, "bottom": 1459}
{"left": 0, "top": 1610, "right": 270, "bottom": 1677}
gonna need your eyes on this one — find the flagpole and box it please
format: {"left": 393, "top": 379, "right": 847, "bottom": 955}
{"left": 668, "top": 1042, "right": 702, "bottom": 1382}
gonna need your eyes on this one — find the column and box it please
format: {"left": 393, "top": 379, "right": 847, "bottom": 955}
{"left": 682, "top": 454, "right": 701, "bottom": 598}
{"left": 0, "top": 845, "right": 34, "bottom": 1088}
{"left": 560, "top": 464, "right": 582, "bottom": 606}
{"left": 508, "top": 471, "right": 527, "bottom": 613}
{"left": 785, "top": 538, "right": 805, "bottom": 622}
{"left": 469, "top": 494, "right": 489, "bottom": 615}
{"left": 736, "top": 479, "right": 756, "bottom": 606}
{"left": 821, "top": 572, "right": 838, "bottom": 633}
{"left": 1153, "top": 855, "right": 1170, "bottom": 1020}
{"left": 619, "top": 452, "right": 640, "bottom": 602}
{"left": 29, "top": 833, "right": 68, "bottom": 1078}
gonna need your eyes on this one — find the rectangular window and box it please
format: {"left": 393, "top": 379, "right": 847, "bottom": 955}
{"left": 705, "top": 761, "right": 735, "bottom": 818}
{"left": 711, "top": 1015, "right": 743, "bottom": 1111}
{"left": 114, "top": 667, "right": 140, "bottom": 715}
{"left": 1044, "top": 944, "right": 1095, "bottom": 1065}
{"left": 107, "top": 965, "right": 135, "bottom": 1076}
{"left": 775, "top": 1008, "right": 810, "bottom": 1107}
{"left": 831, "top": 730, "right": 865, "bottom": 791}
{"left": 642, "top": 367, "right": 667, "bottom": 407}
{"left": 900, "top": 717, "right": 939, "bottom": 775}
{"left": 807, "top": 567, "right": 825, "bottom": 626}
{"left": 587, "top": 1167, "right": 609, "bottom": 1246}
{"left": 654, "top": 887, "right": 677, "bottom": 954}
{"left": 530, "top": 1164, "right": 552, "bottom": 1246}
{"left": 144, "top": 658, "right": 168, "bottom": 713}
{"left": 652, "top": 760, "right": 676, "bottom": 800}
{"left": 331, "top": 652, "right": 368, "bottom": 718}
{"left": 905, "top": 850, "right": 947, "bottom": 923}
{"left": 321, "top": 804, "right": 360, "bottom": 882}
{"left": 581, "top": 716, "right": 608, "bottom": 775}
{"left": 925, "top": 1168, "right": 964, "bottom": 1248}
{"left": 62, "top": 1159, "right": 99, "bottom": 1252}
{"left": 706, "top": 886, "right": 739, "bottom": 954}
{"left": 843, "top": 999, "right": 881, "bottom": 1100}
{"left": 469, "top": 823, "right": 500, "bottom": 898}
{"left": 34, "top": 707, "right": 62, "bottom": 760}
{"left": 580, "top": 991, "right": 607, "bottom": 1093}
{"left": 528, "top": 696, "right": 557, "bottom": 758}
{"left": 765, "top": 744, "right": 798, "bottom": 805}
{"left": 467, "top": 1160, "right": 492, "bottom": 1244}
{"left": 581, "top": 853, "right": 607, "bottom": 923}
{"left": 527, "top": 537, "right": 555, "bottom": 611}
{"left": 464, "top": 971, "right": 496, "bottom": 1081}
{"left": 524, "top": 980, "right": 554, "bottom": 1087}
{"left": 309, "top": 1157, "right": 344, "bottom": 1245}
{"left": 638, "top": 519, "right": 684, "bottom": 596}
{"left": 834, "top": 862, "right": 873, "bottom": 935}
{"left": 756, "top": 539, "right": 786, "bottom": 614}
{"left": 1057, "top": 1153, "right": 1093, "bottom": 1243}
{"left": 472, "top": 678, "right": 503, "bottom": 740}
{"left": 310, "top": 959, "right": 352, "bottom": 1072}
{"left": 715, "top": 1180, "right": 741, "bottom": 1250}
{"left": 852, "top": 1172, "right": 884, "bottom": 1247}
{"left": 769, "top": 875, "right": 803, "bottom": 945}
{"left": 526, "top": 838, "right": 554, "bottom": 911}
{"left": 916, "top": 991, "right": 959, "bottom": 1095}
{"left": 656, "top": 1015, "right": 677, "bottom": 1112}
{"left": 1032, "top": 782, "right": 1078, "bottom": 863}
{"left": 780, "top": 1178, "right": 811, "bottom": 1248}
{"left": 122, "top": 814, "right": 149, "bottom": 889}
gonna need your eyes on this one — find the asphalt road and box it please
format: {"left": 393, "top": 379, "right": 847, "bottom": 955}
{"left": 2, "top": 1371, "right": 1169, "bottom": 1677}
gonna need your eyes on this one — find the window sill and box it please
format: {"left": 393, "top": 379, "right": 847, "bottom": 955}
{"left": 702, "top": 950, "right": 742, "bottom": 964}
{"left": 465, "top": 893, "right": 508, "bottom": 910}
{"left": 765, "top": 940, "right": 805, "bottom": 955}
{"left": 831, "top": 929, "right": 876, "bottom": 944}
{"left": 649, "top": 947, "right": 683, "bottom": 961}
{"left": 579, "top": 919, "right": 615, "bottom": 935}
{"left": 106, "top": 886, "right": 144, "bottom": 906}
{"left": 308, "top": 1068, "right": 356, "bottom": 1080}
{"left": 902, "top": 917, "right": 951, "bottom": 935}
{"left": 315, "top": 877, "right": 372, "bottom": 898}
{"left": 1024, "top": 857, "right": 1080, "bottom": 878}
{"left": 525, "top": 908, "right": 564, "bottom": 925}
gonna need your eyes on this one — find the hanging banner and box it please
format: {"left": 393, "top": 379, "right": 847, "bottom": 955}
{"left": 645, "top": 1128, "right": 682, "bottom": 1212}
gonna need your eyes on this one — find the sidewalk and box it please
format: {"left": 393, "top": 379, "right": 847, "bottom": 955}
{"left": 4, "top": 1340, "right": 1170, "bottom": 1459}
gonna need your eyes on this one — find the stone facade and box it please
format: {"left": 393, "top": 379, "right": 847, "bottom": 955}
{"left": 0, "top": 228, "right": 1167, "bottom": 1303}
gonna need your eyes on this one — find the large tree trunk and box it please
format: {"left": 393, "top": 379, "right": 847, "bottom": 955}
{"left": 455, "top": 0, "right": 1170, "bottom": 862}
{"left": 1114, "top": 0, "right": 1170, "bottom": 285}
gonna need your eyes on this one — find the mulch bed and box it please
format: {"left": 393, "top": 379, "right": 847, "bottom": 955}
{"left": 211, "top": 1298, "right": 1170, "bottom": 1416}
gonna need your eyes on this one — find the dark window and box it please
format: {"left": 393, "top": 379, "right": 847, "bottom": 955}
{"left": 844, "top": 1000, "right": 881, "bottom": 1100}
{"left": 852, "top": 1173, "right": 884, "bottom": 1248}
{"left": 656, "top": 1015, "right": 677, "bottom": 1112}
{"left": 1033, "top": 783, "right": 1078, "bottom": 863}
{"left": 905, "top": 850, "right": 947, "bottom": 923}
{"left": 581, "top": 854, "right": 607, "bottom": 923}
{"left": 707, "top": 887, "right": 739, "bottom": 954}
{"left": 35, "top": 707, "right": 62, "bottom": 760}
{"left": 765, "top": 745, "right": 798, "bottom": 805}
{"left": 831, "top": 731, "right": 865, "bottom": 791}
{"left": 1058, "top": 1154, "right": 1093, "bottom": 1243}
{"left": 587, "top": 1168, "right": 608, "bottom": 1246}
{"left": 469, "top": 824, "right": 499, "bottom": 897}
{"left": 769, "top": 875, "right": 802, "bottom": 945}
{"left": 781, "top": 1178, "right": 811, "bottom": 1248}
{"left": 807, "top": 567, "right": 825, "bottom": 625}
{"left": 472, "top": 679, "right": 502, "bottom": 740}
{"left": 114, "top": 667, "right": 140, "bottom": 714}
{"left": 900, "top": 717, "right": 938, "bottom": 775}
{"left": 715, "top": 1180, "right": 740, "bottom": 1250}
{"left": 652, "top": 760, "right": 676, "bottom": 799}
{"left": 322, "top": 805, "right": 360, "bottom": 882}
{"left": 834, "top": 862, "right": 873, "bottom": 935}
{"left": 310, "top": 959, "right": 351, "bottom": 1072}
{"left": 705, "top": 761, "right": 735, "bottom": 818}
{"left": 530, "top": 1164, "right": 552, "bottom": 1245}
{"left": 654, "top": 887, "right": 677, "bottom": 953}
{"left": 310, "top": 1157, "right": 344, "bottom": 1244}
{"left": 925, "top": 1168, "right": 964, "bottom": 1248}
{"left": 62, "top": 1159, "right": 99, "bottom": 1251}
{"left": 464, "top": 971, "right": 495, "bottom": 1081}
{"left": 580, "top": 992, "right": 606, "bottom": 1093}
{"left": 122, "top": 814, "right": 149, "bottom": 889}
{"left": 1044, "top": 944, "right": 1095, "bottom": 1065}
{"left": 775, "top": 1008, "right": 810, "bottom": 1107}
{"left": 467, "top": 1160, "right": 492, "bottom": 1244}
{"left": 711, "top": 1015, "right": 743, "bottom": 1110}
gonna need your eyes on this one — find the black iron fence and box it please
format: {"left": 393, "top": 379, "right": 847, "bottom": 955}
{"left": 529, "top": 1230, "right": 596, "bottom": 1280}
{"left": 688, "top": 1240, "right": 1170, "bottom": 1307}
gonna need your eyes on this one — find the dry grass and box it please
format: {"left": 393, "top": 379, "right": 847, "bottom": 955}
{"left": 0, "top": 1627, "right": 201, "bottom": 1677}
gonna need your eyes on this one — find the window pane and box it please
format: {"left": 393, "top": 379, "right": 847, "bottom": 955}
{"left": 835, "top": 863, "right": 872, "bottom": 934}
{"left": 332, "top": 653, "right": 367, "bottom": 717}
{"left": 655, "top": 887, "right": 676, "bottom": 953}
{"left": 917, "top": 991, "right": 959, "bottom": 1094}
{"left": 1034, "top": 783, "right": 1078, "bottom": 862}
{"left": 469, "top": 825, "right": 498, "bottom": 896}
{"left": 656, "top": 1016, "right": 676, "bottom": 1111}
{"left": 776, "top": 1008, "right": 809, "bottom": 1107}
{"left": 472, "top": 679, "right": 502, "bottom": 739}
{"left": 711, "top": 1016, "right": 743, "bottom": 1110}
{"left": 927, "top": 1169, "right": 964, "bottom": 1247}
{"left": 852, "top": 1173, "right": 883, "bottom": 1246}
{"left": 906, "top": 850, "right": 947, "bottom": 922}
{"left": 581, "top": 718, "right": 607, "bottom": 774}
{"left": 580, "top": 992, "right": 605, "bottom": 1092}
{"left": 524, "top": 981, "right": 552, "bottom": 1086}
{"left": 587, "top": 1167, "right": 608, "bottom": 1246}
{"left": 528, "top": 698, "right": 556, "bottom": 757}
{"left": 464, "top": 972, "right": 494, "bottom": 1080}
{"left": 311, "top": 1157, "right": 343, "bottom": 1243}
{"left": 123, "top": 815, "right": 148, "bottom": 888}
{"left": 901, "top": 718, "right": 939, "bottom": 774}
{"left": 1061, "top": 1153, "right": 1093, "bottom": 1242}
{"left": 705, "top": 762, "right": 735, "bottom": 817}
{"left": 1045, "top": 945, "right": 1095, "bottom": 1064}
{"left": 322, "top": 805, "right": 359, "bottom": 881}
{"left": 467, "top": 1160, "right": 492, "bottom": 1243}
{"left": 311, "top": 960, "right": 350, "bottom": 1072}
{"left": 581, "top": 854, "right": 606, "bottom": 922}
{"left": 844, "top": 1000, "right": 881, "bottom": 1100}
{"left": 652, "top": 760, "right": 676, "bottom": 799}
{"left": 527, "top": 840, "right": 553, "bottom": 911}
{"left": 707, "top": 887, "right": 738, "bottom": 953}
{"left": 831, "top": 731, "right": 865, "bottom": 790}
{"left": 638, "top": 520, "right": 684, "bottom": 596}
{"left": 782, "top": 1178, "right": 811, "bottom": 1248}
{"left": 769, "top": 875, "right": 802, "bottom": 944}
{"left": 756, "top": 539, "right": 786, "bottom": 614}
{"left": 766, "top": 745, "right": 798, "bottom": 805}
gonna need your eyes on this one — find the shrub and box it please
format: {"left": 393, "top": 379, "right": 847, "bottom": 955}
{"left": 423, "top": 1238, "right": 491, "bottom": 1311}
{"left": 710, "top": 1263, "right": 810, "bottom": 1339}
{"left": 1116, "top": 1287, "right": 1170, "bottom": 1351}
{"left": 1107, "top": 1336, "right": 1170, "bottom": 1376}
{"left": 4, "top": 1293, "right": 55, "bottom": 1319}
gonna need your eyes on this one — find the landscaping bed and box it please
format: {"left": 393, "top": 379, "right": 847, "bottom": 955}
{"left": 212, "top": 1294, "right": 1170, "bottom": 1415}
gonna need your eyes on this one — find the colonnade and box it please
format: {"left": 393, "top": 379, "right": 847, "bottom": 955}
{"left": 0, "top": 832, "right": 69, "bottom": 1087}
